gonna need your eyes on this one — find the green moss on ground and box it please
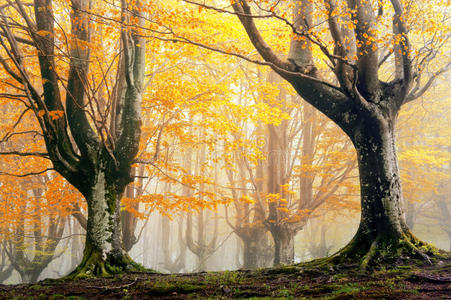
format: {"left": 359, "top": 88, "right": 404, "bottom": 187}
{"left": 1, "top": 257, "right": 449, "bottom": 299}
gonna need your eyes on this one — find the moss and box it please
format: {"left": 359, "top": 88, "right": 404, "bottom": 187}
{"left": 204, "top": 270, "right": 247, "bottom": 286}
{"left": 49, "top": 294, "right": 66, "bottom": 299}
{"left": 272, "top": 288, "right": 294, "bottom": 298}
{"left": 66, "top": 242, "right": 152, "bottom": 280}
{"left": 302, "top": 231, "right": 449, "bottom": 272}
{"left": 146, "top": 281, "right": 202, "bottom": 295}
{"left": 256, "top": 265, "right": 300, "bottom": 276}
{"left": 29, "top": 284, "right": 43, "bottom": 290}
{"left": 330, "top": 284, "right": 362, "bottom": 295}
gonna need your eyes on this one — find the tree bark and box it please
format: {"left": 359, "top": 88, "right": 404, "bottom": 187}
{"left": 69, "top": 152, "right": 142, "bottom": 277}
{"left": 242, "top": 239, "right": 259, "bottom": 269}
{"left": 67, "top": 0, "right": 146, "bottom": 277}
{"left": 272, "top": 228, "right": 295, "bottom": 265}
{"left": 354, "top": 113, "right": 404, "bottom": 245}
{"left": 239, "top": 226, "right": 267, "bottom": 269}
{"left": 0, "top": 265, "right": 13, "bottom": 284}
{"left": 329, "top": 106, "right": 437, "bottom": 268}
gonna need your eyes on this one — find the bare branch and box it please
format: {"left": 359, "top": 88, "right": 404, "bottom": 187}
{"left": 405, "top": 62, "right": 451, "bottom": 103}
{"left": 0, "top": 30, "right": 33, "bottom": 46}
{"left": 347, "top": 0, "right": 379, "bottom": 99}
{"left": 0, "top": 167, "right": 53, "bottom": 177}
{"left": 231, "top": 0, "right": 292, "bottom": 71}
{"left": 0, "top": 150, "right": 49, "bottom": 158}
{"left": 142, "top": 34, "right": 342, "bottom": 92}
{"left": 0, "top": 56, "right": 23, "bottom": 83}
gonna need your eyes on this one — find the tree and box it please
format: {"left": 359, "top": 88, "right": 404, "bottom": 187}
{"left": 0, "top": 246, "right": 13, "bottom": 283}
{"left": 0, "top": 114, "right": 74, "bottom": 282}
{"left": 161, "top": 215, "right": 186, "bottom": 273}
{"left": 179, "top": 0, "right": 450, "bottom": 267}
{"left": 0, "top": 173, "right": 72, "bottom": 283}
{"left": 242, "top": 0, "right": 451, "bottom": 267}
{"left": 0, "top": 0, "right": 146, "bottom": 276}
{"left": 220, "top": 64, "right": 358, "bottom": 267}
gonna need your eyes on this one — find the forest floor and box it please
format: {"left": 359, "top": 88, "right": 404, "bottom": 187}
{"left": 0, "top": 259, "right": 450, "bottom": 299}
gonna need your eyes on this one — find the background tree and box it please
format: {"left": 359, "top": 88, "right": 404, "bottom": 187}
{"left": 220, "top": 63, "right": 358, "bottom": 267}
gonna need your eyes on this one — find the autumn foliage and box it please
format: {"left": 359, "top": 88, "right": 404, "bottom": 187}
{"left": 0, "top": 0, "right": 449, "bottom": 282}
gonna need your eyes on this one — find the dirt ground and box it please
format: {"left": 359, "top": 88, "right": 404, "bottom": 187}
{"left": 1, "top": 259, "right": 450, "bottom": 299}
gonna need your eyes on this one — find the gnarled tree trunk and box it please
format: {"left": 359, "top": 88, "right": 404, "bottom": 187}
{"left": 71, "top": 161, "right": 134, "bottom": 276}
{"left": 230, "top": 0, "right": 449, "bottom": 269}
{"left": 328, "top": 103, "right": 437, "bottom": 268}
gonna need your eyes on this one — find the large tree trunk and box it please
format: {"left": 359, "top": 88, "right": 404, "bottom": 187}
{"left": 69, "top": 158, "right": 142, "bottom": 278}
{"left": 354, "top": 116, "right": 404, "bottom": 246}
{"left": 0, "top": 265, "right": 13, "bottom": 284}
{"left": 332, "top": 110, "right": 437, "bottom": 268}
{"left": 18, "top": 272, "right": 40, "bottom": 284}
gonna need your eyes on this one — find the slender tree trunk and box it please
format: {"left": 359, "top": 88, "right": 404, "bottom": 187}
{"left": 435, "top": 198, "right": 451, "bottom": 251}
{"left": 143, "top": 219, "right": 151, "bottom": 267}
{"left": 122, "top": 167, "right": 139, "bottom": 252}
{"left": 299, "top": 104, "right": 315, "bottom": 209}
{"left": 317, "top": 225, "right": 329, "bottom": 258}
{"left": 162, "top": 215, "right": 186, "bottom": 273}
{"left": 70, "top": 218, "right": 83, "bottom": 271}
{"left": 405, "top": 200, "right": 415, "bottom": 230}
{"left": 0, "top": 265, "right": 13, "bottom": 284}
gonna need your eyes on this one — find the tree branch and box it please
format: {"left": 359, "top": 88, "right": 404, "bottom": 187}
{"left": 405, "top": 61, "right": 451, "bottom": 103}
{"left": 390, "top": 0, "right": 412, "bottom": 97}
{"left": 0, "top": 167, "right": 53, "bottom": 177}
{"left": 347, "top": 0, "right": 379, "bottom": 100}
{"left": 0, "top": 150, "right": 49, "bottom": 158}
{"left": 66, "top": 0, "right": 100, "bottom": 158}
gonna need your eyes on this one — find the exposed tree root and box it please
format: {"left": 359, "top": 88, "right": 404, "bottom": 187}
{"left": 299, "top": 228, "right": 450, "bottom": 272}
{"left": 360, "top": 237, "right": 380, "bottom": 271}
{"left": 66, "top": 245, "right": 148, "bottom": 279}
{"left": 408, "top": 274, "right": 451, "bottom": 283}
